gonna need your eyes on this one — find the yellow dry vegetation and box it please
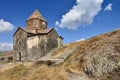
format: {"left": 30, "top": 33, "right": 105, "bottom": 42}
{"left": 0, "top": 29, "right": 120, "bottom": 80}
{"left": 0, "top": 63, "right": 68, "bottom": 80}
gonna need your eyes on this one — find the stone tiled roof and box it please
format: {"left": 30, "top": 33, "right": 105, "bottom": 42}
{"left": 27, "top": 28, "right": 58, "bottom": 37}
{"left": 14, "top": 27, "right": 54, "bottom": 35}
{"left": 27, "top": 9, "right": 46, "bottom": 22}
{"left": 14, "top": 27, "right": 54, "bottom": 36}
{"left": 36, "top": 28, "right": 53, "bottom": 34}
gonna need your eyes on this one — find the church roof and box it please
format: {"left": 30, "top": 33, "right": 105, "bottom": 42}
{"left": 27, "top": 9, "right": 46, "bottom": 22}
{"left": 14, "top": 27, "right": 63, "bottom": 39}
{"left": 27, "top": 28, "right": 55, "bottom": 35}
{"left": 14, "top": 27, "right": 54, "bottom": 36}
{"left": 36, "top": 28, "right": 53, "bottom": 34}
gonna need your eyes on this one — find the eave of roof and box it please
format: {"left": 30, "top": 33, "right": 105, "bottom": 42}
{"left": 13, "top": 27, "right": 27, "bottom": 36}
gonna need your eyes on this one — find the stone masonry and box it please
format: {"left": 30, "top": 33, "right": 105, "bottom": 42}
{"left": 13, "top": 9, "right": 63, "bottom": 61}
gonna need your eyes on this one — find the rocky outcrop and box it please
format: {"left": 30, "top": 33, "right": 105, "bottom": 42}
{"left": 62, "top": 29, "right": 120, "bottom": 80}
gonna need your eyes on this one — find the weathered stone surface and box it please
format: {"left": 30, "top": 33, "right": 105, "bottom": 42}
{"left": 26, "top": 9, "right": 47, "bottom": 31}
{"left": 14, "top": 28, "right": 27, "bottom": 61}
{"left": 13, "top": 9, "right": 63, "bottom": 62}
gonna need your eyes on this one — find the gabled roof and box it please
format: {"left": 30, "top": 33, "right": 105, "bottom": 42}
{"left": 14, "top": 27, "right": 54, "bottom": 36}
{"left": 31, "top": 28, "right": 61, "bottom": 38}
{"left": 13, "top": 27, "right": 27, "bottom": 36}
{"left": 13, "top": 27, "right": 63, "bottom": 39}
{"left": 36, "top": 28, "right": 53, "bottom": 34}
{"left": 27, "top": 9, "right": 46, "bottom": 22}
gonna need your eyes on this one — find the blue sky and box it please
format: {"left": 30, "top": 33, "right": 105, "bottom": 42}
{"left": 0, "top": 0, "right": 120, "bottom": 51}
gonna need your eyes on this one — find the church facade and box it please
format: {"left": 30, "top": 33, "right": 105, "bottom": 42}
{"left": 13, "top": 9, "right": 63, "bottom": 61}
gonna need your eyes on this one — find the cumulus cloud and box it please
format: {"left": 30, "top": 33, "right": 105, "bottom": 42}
{"left": 104, "top": 3, "right": 112, "bottom": 11}
{"left": 55, "top": 21, "right": 59, "bottom": 26}
{"left": 0, "top": 19, "right": 14, "bottom": 33}
{"left": 0, "top": 43, "right": 13, "bottom": 51}
{"left": 55, "top": 0, "right": 104, "bottom": 29}
{"left": 76, "top": 38, "right": 85, "bottom": 42}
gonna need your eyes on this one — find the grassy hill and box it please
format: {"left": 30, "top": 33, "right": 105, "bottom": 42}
{"left": 0, "top": 51, "right": 3, "bottom": 54}
{"left": 0, "top": 29, "right": 120, "bottom": 80}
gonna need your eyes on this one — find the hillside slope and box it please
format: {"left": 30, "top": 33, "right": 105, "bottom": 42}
{"left": 0, "top": 29, "right": 120, "bottom": 80}
{"left": 0, "top": 51, "right": 2, "bottom": 54}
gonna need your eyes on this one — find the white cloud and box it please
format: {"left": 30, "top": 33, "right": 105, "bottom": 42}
{"left": 76, "top": 38, "right": 85, "bottom": 42}
{"left": 55, "top": 27, "right": 58, "bottom": 31}
{"left": 55, "top": 0, "right": 104, "bottom": 30}
{"left": 104, "top": 3, "right": 112, "bottom": 11}
{"left": 0, "top": 43, "right": 13, "bottom": 51}
{"left": 0, "top": 19, "right": 14, "bottom": 33}
{"left": 55, "top": 21, "right": 59, "bottom": 26}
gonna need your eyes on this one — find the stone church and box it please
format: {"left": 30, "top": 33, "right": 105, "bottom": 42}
{"left": 13, "top": 9, "right": 63, "bottom": 61}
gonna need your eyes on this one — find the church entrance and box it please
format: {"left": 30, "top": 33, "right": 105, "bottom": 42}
{"left": 18, "top": 52, "right": 22, "bottom": 61}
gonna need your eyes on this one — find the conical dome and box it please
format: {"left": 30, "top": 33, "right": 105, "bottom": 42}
{"left": 26, "top": 9, "right": 47, "bottom": 31}
{"left": 27, "top": 9, "right": 46, "bottom": 22}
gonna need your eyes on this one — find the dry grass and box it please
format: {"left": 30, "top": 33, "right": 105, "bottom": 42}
{"left": 51, "top": 42, "right": 78, "bottom": 59}
{"left": 0, "top": 63, "right": 68, "bottom": 80}
{"left": 0, "top": 64, "right": 28, "bottom": 80}
{"left": 0, "top": 29, "right": 119, "bottom": 80}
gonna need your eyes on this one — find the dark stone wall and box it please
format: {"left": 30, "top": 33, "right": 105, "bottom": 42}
{"left": 46, "top": 29, "right": 58, "bottom": 51}
{"left": 14, "top": 28, "right": 61, "bottom": 61}
{"left": 46, "top": 38, "right": 58, "bottom": 51}
{"left": 13, "top": 29, "right": 27, "bottom": 61}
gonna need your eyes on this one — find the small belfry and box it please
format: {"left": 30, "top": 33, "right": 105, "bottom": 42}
{"left": 26, "top": 9, "right": 47, "bottom": 32}
{"left": 13, "top": 9, "right": 63, "bottom": 61}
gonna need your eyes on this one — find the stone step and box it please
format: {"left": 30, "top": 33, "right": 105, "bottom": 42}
{"left": 34, "top": 58, "right": 64, "bottom": 66}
